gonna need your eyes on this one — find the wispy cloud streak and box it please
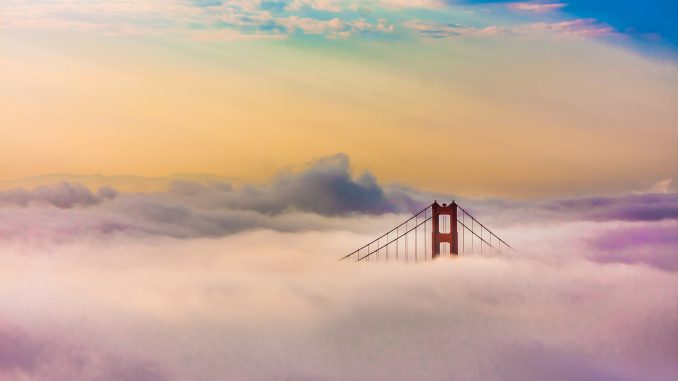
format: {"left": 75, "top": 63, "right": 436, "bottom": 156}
{"left": 0, "top": 0, "right": 619, "bottom": 41}
{"left": 508, "top": 2, "right": 566, "bottom": 13}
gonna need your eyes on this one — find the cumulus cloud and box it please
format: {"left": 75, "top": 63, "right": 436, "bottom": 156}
{"left": 0, "top": 155, "right": 422, "bottom": 243}
{"left": 224, "top": 154, "right": 402, "bottom": 214}
{"left": 0, "top": 154, "right": 406, "bottom": 215}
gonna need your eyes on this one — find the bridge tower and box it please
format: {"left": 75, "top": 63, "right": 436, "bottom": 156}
{"left": 431, "top": 201, "right": 458, "bottom": 258}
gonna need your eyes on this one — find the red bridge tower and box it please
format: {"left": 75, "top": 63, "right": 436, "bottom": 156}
{"left": 431, "top": 201, "right": 458, "bottom": 258}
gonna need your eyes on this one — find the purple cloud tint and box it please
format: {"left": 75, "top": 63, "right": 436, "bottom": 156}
{"left": 589, "top": 223, "right": 678, "bottom": 271}
{"left": 0, "top": 323, "right": 167, "bottom": 381}
{"left": 0, "top": 325, "right": 42, "bottom": 374}
{"left": 556, "top": 193, "right": 678, "bottom": 222}
{"left": 458, "top": 192, "right": 678, "bottom": 229}
{"left": 593, "top": 224, "right": 678, "bottom": 250}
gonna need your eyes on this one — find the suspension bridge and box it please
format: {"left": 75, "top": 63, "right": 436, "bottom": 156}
{"left": 340, "top": 201, "right": 513, "bottom": 262}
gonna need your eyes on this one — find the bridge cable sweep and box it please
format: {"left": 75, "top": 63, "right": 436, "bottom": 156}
{"left": 340, "top": 201, "right": 514, "bottom": 262}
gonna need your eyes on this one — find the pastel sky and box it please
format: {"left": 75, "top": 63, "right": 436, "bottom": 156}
{"left": 2, "top": 3, "right": 678, "bottom": 381}
{"left": 1, "top": 0, "right": 677, "bottom": 197}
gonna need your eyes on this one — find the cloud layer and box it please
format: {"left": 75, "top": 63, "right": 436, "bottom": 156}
{"left": 0, "top": 155, "right": 420, "bottom": 244}
{"left": 2, "top": 155, "right": 677, "bottom": 268}
{"left": 2, "top": 155, "right": 678, "bottom": 380}
{"left": 1, "top": 233, "right": 677, "bottom": 381}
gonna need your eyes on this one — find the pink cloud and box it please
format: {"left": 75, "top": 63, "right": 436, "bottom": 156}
{"left": 403, "top": 20, "right": 505, "bottom": 38}
{"left": 1, "top": 237, "right": 677, "bottom": 380}
{"left": 0, "top": 322, "right": 167, "bottom": 381}
{"left": 508, "top": 2, "right": 566, "bottom": 13}
{"left": 516, "top": 18, "right": 615, "bottom": 38}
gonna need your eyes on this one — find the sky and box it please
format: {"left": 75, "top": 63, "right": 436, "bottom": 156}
{"left": 1, "top": 0, "right": 677, "bottom": 197}
{"left": 1, "top": 2, "right": 678, "bottom": 381}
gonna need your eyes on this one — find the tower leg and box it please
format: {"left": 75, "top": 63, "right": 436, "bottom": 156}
{"left": 431, "top": 202, "right": 440, "bottom": 258}
{"left": 451, "top": 202, "right": 458, "bottom": 255}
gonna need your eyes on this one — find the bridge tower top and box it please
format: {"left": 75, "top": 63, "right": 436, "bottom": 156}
{"left": 431, "top": 201, "right": 458, "bottom": 258}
